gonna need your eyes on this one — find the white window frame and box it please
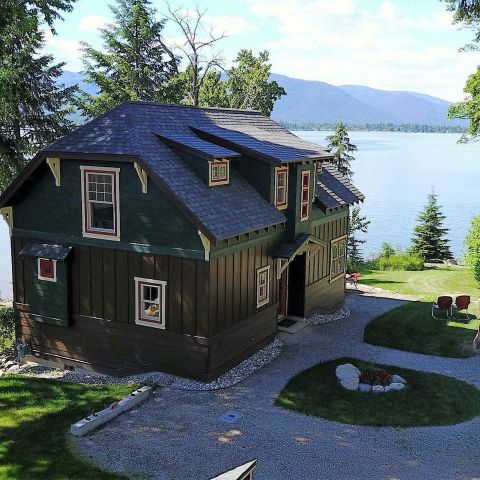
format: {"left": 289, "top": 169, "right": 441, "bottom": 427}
{"left": 256, "top": 266, "right": 270, "bottom": 308}
{"left": 208, "top": 159, "right": 230, "bottom": 186}
{"left": 300, "top": 170, "right": 311, "bottom": 221}
{"left": 134, "top": 277, "right": 167, "bottom": 329}
{"left": 274, "top": 166, "right": 288, "bottom": 210}
{"left": 81, "top": 166, "right": 121, "bottom": 241}
{"left": 330, "top": 235, "right": 347, "bottom": 281}
{"left": 37, "top": 258, "right": 57, "bottom": 282}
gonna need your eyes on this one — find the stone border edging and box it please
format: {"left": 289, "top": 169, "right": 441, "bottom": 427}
{"left": 306, "top": 307, "right": 351, "bottom": 326}
{"left": 70, "top": 386, "right": 153, "bottom": 437}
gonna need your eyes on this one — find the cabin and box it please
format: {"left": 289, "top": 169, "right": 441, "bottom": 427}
{"left": 0, "top": 102, "right": 364, "bottom": 381}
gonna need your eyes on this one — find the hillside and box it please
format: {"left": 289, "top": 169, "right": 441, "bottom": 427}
{"left": 60, "top": 71, "right": 465, "bottom": 127}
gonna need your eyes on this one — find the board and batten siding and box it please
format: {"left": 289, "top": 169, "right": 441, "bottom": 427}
{"left": 12, "top": 233, "right": 280, "bottom": 380}
{"left": 304, "top": 213, "right": 348, "bottom": 312}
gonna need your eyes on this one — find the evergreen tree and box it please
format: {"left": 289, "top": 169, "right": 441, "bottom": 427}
{"left": 226, "top": 50, "right": 286, "bottom": 116}
{"left": 77, "top": 0, "right": 178, "bottom": 118}
{"left": 411, "top": 192, "right": 453, "bottom": 261}
{"left": 0, "top": 1, "right": 77, "bottom": 192}
{"left": 326, "top": 122, "right": 357, "bottom": 179}
{"left": 348, "top": 206, "right": 370, "bottom": 263}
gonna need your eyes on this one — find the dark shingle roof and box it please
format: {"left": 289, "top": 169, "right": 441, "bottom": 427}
{"left": 20, "top": 243, "right": 72, "bottom": 260}
{"left": 43, "top": 103, "right": 292, "bottom": 240}
{"left": 191, "top": 125, "right": 332, "bottom": 164}
{"left": 316, "top": 163, "right": 365, "bottom": 209}
{"left": 33, "top": 102, "right": 361, "bottom": 240}
{"left": 155, "top": 132, "right": 240, "bottom": 159}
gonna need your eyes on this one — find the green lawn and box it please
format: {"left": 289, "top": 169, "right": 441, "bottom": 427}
{"left": 359, "top": 264, "right": 480, "bottom": 302}
{"left": 275, "top": 357, "right": 480, "bottom": 427}
{"left": 0, "top": 375, "right": 135, "bottom": 480}
{"left": 359, "top": 265, "right": 480, "bottom": 357}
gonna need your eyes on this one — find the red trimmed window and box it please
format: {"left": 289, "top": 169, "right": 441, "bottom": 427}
{"left": 275, "top": 167, "right": 288, "bottom": 209}
{"left": 82, "top": 168, "right": 118, "bottom": 237}
{"left": 300, "top": 171, "right": 311, "bottom": 220}
{"left": 134, "top": 277, "right": 166, "bottom": 329}
{"left": 209, "top": 160, "right": 229, "bottom": 185}
{"left": 256, "top": 266, "right": 270, "bottom": 308}
{"left": 38, "top": 258, "right": 56, "bottom": 281}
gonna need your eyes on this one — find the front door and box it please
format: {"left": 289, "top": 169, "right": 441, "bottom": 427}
{"left": 277, "top": 267, "right": 288, "bottom": 319}
{"left": 287, "top": 253, "right": 306, "bottom": 317}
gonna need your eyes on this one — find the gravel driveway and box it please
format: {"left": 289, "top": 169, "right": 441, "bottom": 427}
{"left": 74, "top": 289, "right": 480, "bottom": 480}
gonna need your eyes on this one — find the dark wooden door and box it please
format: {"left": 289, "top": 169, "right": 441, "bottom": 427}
{"left": 277, "top": 267, "right": 288, "bottom": 319}
{"left": 287, "top": 254, "right": 306, "bottom": 317}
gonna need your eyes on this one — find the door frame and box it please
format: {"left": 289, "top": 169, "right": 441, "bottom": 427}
{"left": 277, "top": 265, "right": 289, "bottom": 321}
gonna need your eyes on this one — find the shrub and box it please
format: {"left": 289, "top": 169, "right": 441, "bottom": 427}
{"left": 465, "top": 215, "right": 480, "bottom": 285}
{"left": 360, "top": 367, "right": 393, "bottom": 386}
{"left": 0, "top": 305, "right": 15, "bottom": 353}
{"left": 377, "top": 252, "right": 424, "bottom": 271}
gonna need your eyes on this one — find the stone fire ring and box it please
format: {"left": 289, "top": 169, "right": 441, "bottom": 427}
{"left": 335, "top": 363, "right": 408, "bottom": 393}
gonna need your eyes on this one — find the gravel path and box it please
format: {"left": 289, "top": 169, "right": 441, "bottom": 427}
{"left": 73, "top": 290, "right": 480, "bottom": 480}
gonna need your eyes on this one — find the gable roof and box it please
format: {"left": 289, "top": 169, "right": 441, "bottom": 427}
{"left": 316, "top": 163, "right": 365, "bottom": 209}
{"left": 0, "top": 102, "right": 361, "bottom": 241}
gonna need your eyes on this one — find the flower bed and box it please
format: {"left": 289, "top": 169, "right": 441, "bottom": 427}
{"left": 336, "top": 363, "right": 408, "bottom": 393}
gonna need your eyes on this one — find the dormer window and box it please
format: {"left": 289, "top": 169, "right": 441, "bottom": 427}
{"left": 209, "top": 159, "right": 229, "bottom": 186}
{"left": 300, "top": 170, "right": 311, "bottom": 221}
{"left": 275, "top": 166, "right": 288, "bottom": 209}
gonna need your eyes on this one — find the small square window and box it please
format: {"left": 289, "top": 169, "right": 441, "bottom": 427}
{"left": 209, "top": 160, "right": 229, "bottom": 186}
{"left": 256, "top": 266, "right": 270, "bottom": 308}
{"left": 38, "top": 258, "right": 57, "bottom": 282}
{"left": 134, "top": 277, "right": 166, "bottom": 329}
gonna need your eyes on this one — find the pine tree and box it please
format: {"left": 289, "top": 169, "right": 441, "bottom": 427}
{"left": 0, "top": 1, "right": 77, "bottom": 192}
{"left": 411, "top": 192, "right": 453, "bottom": 261}
{"left": 348, "top": 206, "right": 370, "bottom": 263}
{"left": 326, "top": 122, "right": 357, "bottom": 179}
{"left": 77, "top": 0, "right": 178, "bottom": 118}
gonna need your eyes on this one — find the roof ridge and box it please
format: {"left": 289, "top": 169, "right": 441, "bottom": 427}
{"left": 126, "top": 100, "right": 263, "bottom": 114}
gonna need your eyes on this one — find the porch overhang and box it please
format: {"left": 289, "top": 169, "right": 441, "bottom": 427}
{"left": 273, "top": 233, "right": 326, "bottom": 279}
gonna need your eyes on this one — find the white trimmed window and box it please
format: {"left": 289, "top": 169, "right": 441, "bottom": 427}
{"left": 81, "top": 166, "right": 120, "bottom": 240}
{"left": 275, "top": 166, "right": 288, "bottom": 209}
{"left": 300, "top": 170, "right": 311, "bottom": 221}
{"left": 330, "top": 236, "right": 347, "bottom": 280}
{"left": 209, "top": 159, "right": 229, "bottom": 186}
{"left": 256, "top": 266, "right": 270, "bottom": 308}
{"left": 38, "top": 258, "right": 57, "bottom": 282}
{"left": 134, "top": 277, "right": 166, "bottom": 329}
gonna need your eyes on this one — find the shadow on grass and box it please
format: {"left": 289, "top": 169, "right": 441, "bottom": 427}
{"left": 0, "top": 376, "right": 134, "bottom": 480}
{"left": 364, "top": 301, "right": 478, "bottom": 358}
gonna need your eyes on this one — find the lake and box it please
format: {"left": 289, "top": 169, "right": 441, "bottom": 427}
{"left": 297, "top": 130, "right": 480, "bottom": 261}
{"left": 0, "top": 131, "right": 478, "bottom": 299}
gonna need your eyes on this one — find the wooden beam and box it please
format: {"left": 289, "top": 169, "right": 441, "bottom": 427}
{"left": 198, "top": 230, "right": 211, "bottom": 261}
{"left": 0, "top": 206, "right": 13, "bottom": 234}
{"left": 134, "top": 162, "right": 148, "bottom": 193}
{"left": 46, "top": 158, "right": 61, "bottom": 186}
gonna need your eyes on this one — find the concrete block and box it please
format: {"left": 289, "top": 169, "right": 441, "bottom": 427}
{"left": 70, "top": 386, "right": 153, "bottom": 437}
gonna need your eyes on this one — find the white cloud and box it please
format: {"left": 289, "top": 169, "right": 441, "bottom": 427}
{"left": 43, "top": 29, "right": 83, "bottom": 71}
{"left": 77, "top": 15, "right": 108, "bottom": 33}
{"left": 206, "top": 15, "right": 258, "bottom": 36}
{"left": 247, "top": 0, "right": 474, "bottom": 101}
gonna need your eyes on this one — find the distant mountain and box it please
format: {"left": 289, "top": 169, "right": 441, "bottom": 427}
{"left": 271, "top": 73, "right": 466, "bottom": 127}
{"left": 59, "top": 70, "right": 466, "bottom": 127}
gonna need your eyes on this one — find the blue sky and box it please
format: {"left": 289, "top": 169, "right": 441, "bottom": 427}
{"left": 43, "top": 0, "right": 479, "bottom": 101}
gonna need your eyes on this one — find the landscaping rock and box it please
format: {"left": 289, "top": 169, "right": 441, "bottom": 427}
{"left": 372, "top": 385, "right": 385, "bottom": 394}
{"left": 340, "top": 376, "right": 359, "bottom": 391}
{"left": 336, "top": 363, "right": 360, "bottom": 380}
{"left": 358, "top": 383, "right": 372, "bottom": 393}
{"left": 4, "top": 360, "right": 15, "bottom": 370}
{"left": 391, "top": 374, "right": 407, "bottom": 385}
{"left": 386, "top": 382, "right": 405, "bottom": 392}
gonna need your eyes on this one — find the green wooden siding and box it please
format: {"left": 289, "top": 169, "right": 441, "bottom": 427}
{"left": 12, "top": 160, "right": 204, "bottom": 255}
{"left": 26, "top": 257, "right": 69, "bottom": 327}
